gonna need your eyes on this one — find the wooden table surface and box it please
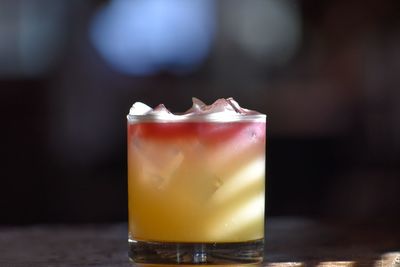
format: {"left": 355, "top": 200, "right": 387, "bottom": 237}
{"left": 0, "top": 218, "right": 399, "bottom": 266}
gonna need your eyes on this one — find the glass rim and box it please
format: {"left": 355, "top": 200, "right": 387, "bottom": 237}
{"left": 127, "top": 113, "right": 266, "bottom": 123}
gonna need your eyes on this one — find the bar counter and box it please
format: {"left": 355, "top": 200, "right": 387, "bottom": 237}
{"left": 0, "top": 218, "right": 399, "bottom": 266}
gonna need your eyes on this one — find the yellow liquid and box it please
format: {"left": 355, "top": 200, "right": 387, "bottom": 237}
{"left": 128, "top": 122, "right": 265, "bottom": 243}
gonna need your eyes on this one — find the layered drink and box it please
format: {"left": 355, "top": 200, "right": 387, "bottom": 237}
{"left": 127, "top": 98, "right": 266, "bottom": 264}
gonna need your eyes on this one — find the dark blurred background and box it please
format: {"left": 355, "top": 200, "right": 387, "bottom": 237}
{"left": 1, "top": 0, "right": 400, "bottom": 225}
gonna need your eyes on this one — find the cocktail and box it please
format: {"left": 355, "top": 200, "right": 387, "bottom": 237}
{"left": 127, "top": 98, "right": 266, "bottom": 264}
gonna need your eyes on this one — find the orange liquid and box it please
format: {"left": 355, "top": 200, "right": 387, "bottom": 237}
{"left": 128, "top": 121, "right": 266, "bottom": 243}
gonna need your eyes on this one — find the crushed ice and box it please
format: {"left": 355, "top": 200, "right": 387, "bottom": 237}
{"left": 128, "top": 97, "right": 262, "bottom": 118}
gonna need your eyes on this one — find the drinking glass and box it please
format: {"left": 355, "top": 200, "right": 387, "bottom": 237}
{"left": 127, "top": 112, "right": 266, "bottom": 264}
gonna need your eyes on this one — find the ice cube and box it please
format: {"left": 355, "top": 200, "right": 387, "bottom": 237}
{"left": 185, "top": 98, "right": 239, "bottom": 115}
{"left": 153, "top": 104, "right": 172, "bottom": 114}
{"left": 169, "top": 147, "right": 224, "bottom": 202}
{"left": 129, "top": 102, "right": 152, "bottom": 115}
{"left": 185, "top": 97, "right": 207, "bottom": 114}
{"left": 201, "top": 97, "right": 260, "bottom": 115}
{"left": 226, "top": 98, "right": 242, "bottom": 113}
{"left": 128, "top": 97, "right": 264, "bottom": 119}
{"left": 134, "top": 141, "right": 184, "bottom": 189}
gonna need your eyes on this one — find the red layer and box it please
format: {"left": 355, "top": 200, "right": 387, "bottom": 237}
{"left": 128, "top": 122, "right": 265, "bottom": 144}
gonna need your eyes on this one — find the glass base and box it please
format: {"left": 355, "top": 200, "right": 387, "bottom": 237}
{"left": 128, "top": 238, "right": 264, "bottom": 264}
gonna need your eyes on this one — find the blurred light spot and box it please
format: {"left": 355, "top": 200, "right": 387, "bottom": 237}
{"left": 377, "top": 252, "right": 400, "bottom": 267}
{"left": 267, "top": 263, "right": 304, "bottom": 267}
{"left": 90, "top": 0, "right": 215, "bottom": 76}
{"left": 316, "top": 261, "right": 356, "bottom": 266}
{"left": 224, "top": 0, "right": 301, "bottom": 65}
{"left": 0, "top": 0, "right": 68, "bottom": 77}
